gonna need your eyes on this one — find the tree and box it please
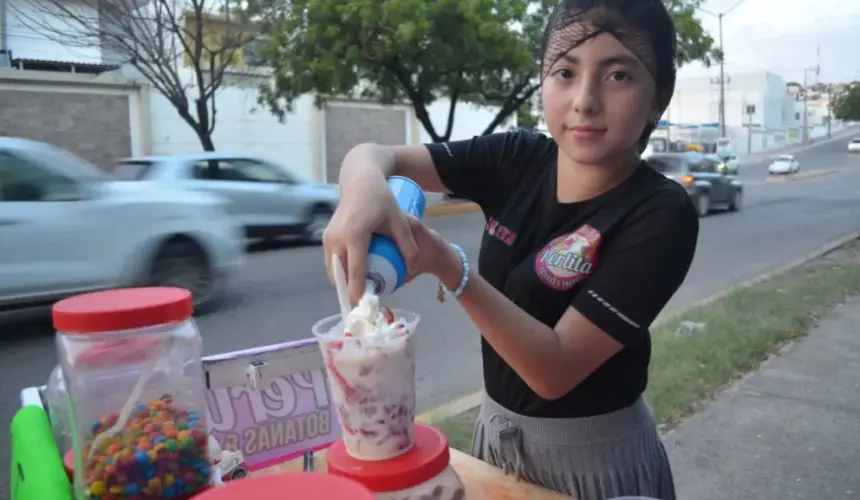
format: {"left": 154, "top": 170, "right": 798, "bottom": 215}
{"left": 833, "top": 83, "right": 860, "bottom": 121}
{"left": 516, "top": 103, "right": 540, "bottom": 131}
{"left": 12, "top": 0, "right": 257, "bottom": 150}
{"left": 252, "top": 0, "right": 720, "bottom": 143}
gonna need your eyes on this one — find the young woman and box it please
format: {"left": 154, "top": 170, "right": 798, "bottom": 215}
{"left": 323, "top": 0, "right": 698, "bottom": 498}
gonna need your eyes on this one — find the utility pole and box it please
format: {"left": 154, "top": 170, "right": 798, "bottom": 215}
{"left": 718, "top": 13, "right": 725, "bottom": 137}
{"left": 700, "top": 0, "right": 751, "bottom": 138}
{"left": 801, "top": 66, "right": 818, "bottom": 144}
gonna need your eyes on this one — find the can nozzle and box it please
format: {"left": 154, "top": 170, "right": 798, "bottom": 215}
{"left": 365, "top": 277, "right": 381, "bottom": 296}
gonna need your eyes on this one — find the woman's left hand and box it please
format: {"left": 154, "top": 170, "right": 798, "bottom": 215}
{"left": 403, "top": 215, "right": 462, "bottom": 287}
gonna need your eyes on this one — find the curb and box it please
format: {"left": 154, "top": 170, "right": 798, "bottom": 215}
{"left": 416, "top": 228, "right": 860, "bottom": 424}
{"left": 425, "top": 201, "right": 481, "bottom": 217}
{"left": 764, "top": 168, "right": 841, "bottom": 183}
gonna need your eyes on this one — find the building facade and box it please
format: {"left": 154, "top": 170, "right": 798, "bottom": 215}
{"left": 661, "top": 71, "right": 804, "bottom": 154}
{"left": 0, "top": 0, "right": 512, "bottom": 179}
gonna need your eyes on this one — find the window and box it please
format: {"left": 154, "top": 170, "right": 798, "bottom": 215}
{"left": 0, "top": 150, "right": 82, "bottom": 202}
{"left": 689, "top": 158, "right": 717, "bottom": 174}
{"left": 243, "top": 39, "right": 268, "bottom": 67}
{"left": 113, "top": 160, "right": 156, "bottom": 181}
{"left": 191, "top": 158, "right": 293, "bottom": 183}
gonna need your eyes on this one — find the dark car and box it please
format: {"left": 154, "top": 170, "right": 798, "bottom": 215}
{"left": 647, "top": 152, "right": 743, "bottom": 217}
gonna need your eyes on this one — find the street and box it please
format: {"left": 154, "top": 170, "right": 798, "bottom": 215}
{"left": 1, "top": 133, "right": 859, "bottom": 494}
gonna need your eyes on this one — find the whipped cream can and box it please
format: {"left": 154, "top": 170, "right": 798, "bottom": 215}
{"left": 366, "top": 176, "right": 426, "bottom": 295}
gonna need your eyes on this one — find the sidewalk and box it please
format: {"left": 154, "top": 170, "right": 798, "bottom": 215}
{"left": 665, "top": 296, "right": 860, "bottom": 499}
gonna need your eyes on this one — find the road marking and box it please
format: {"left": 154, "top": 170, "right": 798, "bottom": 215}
{"left": 764, "top": 169, "right": 841, "bottom": 183}
{"left": 416, "top": 228, "right": 860, "bottom": 424}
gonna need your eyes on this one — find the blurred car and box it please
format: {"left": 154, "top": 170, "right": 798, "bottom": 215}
{"left": 647, "top": 152, "right": 743, "bottom": 217}
{"left": 848, "top": 138, "right": 860, "bottom": 153}
{"left": 716, "top": 151, "right": 740, "bottom": 174}
{"left": 767, "top": 155, "right": 800, "bottom": 175}
{"left": 0, "top": 138, "right": 244, "bottom": 312}
{"left": 113, "top": 153, "right": 339, "bottom": 243}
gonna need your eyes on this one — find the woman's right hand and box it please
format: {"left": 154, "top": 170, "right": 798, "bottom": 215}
{"left": 323, "top": 172, "right": 419, "bottom": 303}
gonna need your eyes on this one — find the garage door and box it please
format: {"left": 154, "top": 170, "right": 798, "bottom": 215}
{"left": 0, "top": 89, "right": 131, "bottom": 168}
{"left": 324, "top": 104, "right": 406, "bottom": 182}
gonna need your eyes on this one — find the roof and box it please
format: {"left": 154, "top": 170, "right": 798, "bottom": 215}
{"left": 12, "top": 57, "right": 119, "bottom": 74}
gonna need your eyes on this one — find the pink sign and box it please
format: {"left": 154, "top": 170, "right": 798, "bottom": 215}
{"left": 202, "top": 339, "right": 341, "bottom": 471}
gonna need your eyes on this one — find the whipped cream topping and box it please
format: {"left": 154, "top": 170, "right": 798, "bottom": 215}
{"left": 344, "top": 291, "right": 393, "bottom": 337}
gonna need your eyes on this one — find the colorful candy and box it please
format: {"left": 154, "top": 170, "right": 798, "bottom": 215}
{"left": 82, "top": 394, "right": 211, "bottom": 499}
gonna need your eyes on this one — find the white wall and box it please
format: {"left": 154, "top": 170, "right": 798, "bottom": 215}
{"left": 5, "top": 0, "right": 102, "bottom": 62}
{"left": 419, "top": 99, "right": 515, "bottom": 143}
{"left": 146, "top": 67, "right": 508, "bottom": 181}
{"left": 146, "top": 70, "right": 318, "bottom": 179}
{"left": 663, "top": 72, "right": 792, "bottom": 131}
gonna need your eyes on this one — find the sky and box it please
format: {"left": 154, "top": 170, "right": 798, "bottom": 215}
{"left": 679, "top": 0, "right": 860, "bottom": 84}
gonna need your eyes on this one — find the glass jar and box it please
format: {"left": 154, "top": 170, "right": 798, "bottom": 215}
{"left": 327, "top": 424, "right": 467, "bottom": 499}
{"left": 54, "top": 287, "right": 210, "bottom": 500}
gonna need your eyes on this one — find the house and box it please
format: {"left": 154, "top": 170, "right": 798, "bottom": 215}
{"left": 0, "top": 0, "right": 512, "bottom": 180}
{"left": 0, "top": 0, "right": 149, "bottom": 167}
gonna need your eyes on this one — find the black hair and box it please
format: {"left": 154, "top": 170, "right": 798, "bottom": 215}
{"left": 540, "top": 0, "right": 677, "bottom": 151}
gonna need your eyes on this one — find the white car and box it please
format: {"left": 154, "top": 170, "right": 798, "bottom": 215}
{"left": 0, "top": 138, "right": 245, "bottom": 312}
{"left": 113, "top": 153, "right": 340, "bottom": 243}
{"left": 767, "top": 155, "right": 800, "bottom": 175}
{"left": 848, "top": 139, "right": 860, "bottom": 153}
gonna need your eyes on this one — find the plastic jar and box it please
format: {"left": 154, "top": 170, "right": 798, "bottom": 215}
{"left": 44, "top": 364, "right": 72, "bottom": 456}
{"left": 193, "top": 472, "right": 376, "bottom": 500}
{"left": 54, "top": 287, "right": 210, "bottom": 500}
{"left": 327, "top": 423, "right": 467, "bottom": 499}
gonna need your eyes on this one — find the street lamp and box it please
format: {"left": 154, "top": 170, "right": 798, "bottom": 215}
{"left": 699, "top": 0, "right": 753, "bottom": 138}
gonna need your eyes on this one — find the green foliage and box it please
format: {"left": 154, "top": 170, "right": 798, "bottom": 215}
{"left": 833, "top": 83, "right": 860, "bottom": 121}
{"left": 246, "top": 0, "right": 720, "bottom": 142}
{"left": 516, "top": 102, "right": 539, "bottom": 130}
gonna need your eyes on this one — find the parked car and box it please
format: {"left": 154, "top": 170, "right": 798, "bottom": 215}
{"left": 647, "top": 152, "right": 743, "bottom": 217}
{"left": 113, "top": 154, "right": 339, "bottom": 243}
{"left": 848, "top": 138, "right": 860, "bottom": 153}
{"left": 767, "top": 155, "right": 800, "bottom": 175}
{"left": 0, "top": 138, "right": 244, "bottom": 312}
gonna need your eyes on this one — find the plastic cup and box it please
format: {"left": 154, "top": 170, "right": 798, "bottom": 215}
{"left": 312, "top": 309, "right": 420, "bottom": 461}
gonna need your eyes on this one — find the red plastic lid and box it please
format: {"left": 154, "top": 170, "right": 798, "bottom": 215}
{"left": 194, "top": 472, "right": 375, "bottom": 500}
{"left": 327, "top": 423, "right": 450, "bottom": 492}
{"left": 53, "top": 287, "right": 193, "bottom": 334}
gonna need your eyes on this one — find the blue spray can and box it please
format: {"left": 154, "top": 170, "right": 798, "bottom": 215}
{"left": 366, "top": 176, "right": 426, "bottom": 296}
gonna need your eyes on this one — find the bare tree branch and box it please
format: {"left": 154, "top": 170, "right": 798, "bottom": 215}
{"left": 10, "top": 0, "right": 259, "bottom": 150}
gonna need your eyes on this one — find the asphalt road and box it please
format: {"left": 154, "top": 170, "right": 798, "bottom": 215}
{"left": 1, "top": 132, "right": 859, "bottom": 496}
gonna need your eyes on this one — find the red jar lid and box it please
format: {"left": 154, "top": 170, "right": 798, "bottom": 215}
{"left": 53, "top": 287, "right": 193, "bottom": 334}
{"left": 327, "top": 423, "right": 450, "bottom": 492}
{"left": 193, "top": 472, "right": 375, "bottom": 500}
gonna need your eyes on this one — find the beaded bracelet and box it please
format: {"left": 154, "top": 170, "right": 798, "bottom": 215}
{"left": 437, "top": 243, "right": 470, "bottom": 303}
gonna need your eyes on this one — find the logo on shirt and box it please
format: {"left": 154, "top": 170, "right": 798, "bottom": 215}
{"left": 535, "top": 225, "right": 601, "bottom": 291}
{"left": 485, "top": 217, "right": 517, "bottom": 246}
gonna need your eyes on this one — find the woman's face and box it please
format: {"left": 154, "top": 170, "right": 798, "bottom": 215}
{"left": 541, "top": 27, "right": 659, "bottom": 165}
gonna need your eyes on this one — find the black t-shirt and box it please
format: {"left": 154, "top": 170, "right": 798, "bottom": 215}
{"left": 425, "top": 130, "right": 699, "bottom": 418}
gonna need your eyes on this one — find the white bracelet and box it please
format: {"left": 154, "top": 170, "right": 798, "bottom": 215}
{"left": 437, "top": 243, "right": 470, "bottom": 303}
